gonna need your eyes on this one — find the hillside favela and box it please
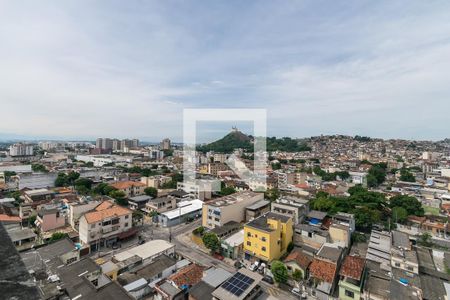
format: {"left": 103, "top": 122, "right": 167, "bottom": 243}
{"left": 1, "top": 2, "right": 450, "bottom": 300}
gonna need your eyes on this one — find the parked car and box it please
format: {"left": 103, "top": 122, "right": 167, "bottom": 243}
{"left": 112, "top": 242, "right": 120, "bottom": 250}
{"left": 258, "top": 263, "right": 266, "bottom": 274}
{"left": 138, "top": 239, "right": 146, "bottom": 245}
{"left": 262, "top": 275, "right": 274, "bottom": 284}
{"left": 249, "top": 261, "right": 260, "bottom": 271}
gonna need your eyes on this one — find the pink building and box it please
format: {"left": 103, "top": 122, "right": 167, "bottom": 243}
{"left": 36, "top": 208, "right": 65, "bottom": 232}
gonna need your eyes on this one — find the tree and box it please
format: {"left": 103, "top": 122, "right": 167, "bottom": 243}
{"left": 400, "top": 168, "right": 415, "bottom": 182}
{"left": 220, "top": 186, "right": 236, "bottom": 196}
{"left": 271, "top": 260, "right": 288, "bottom": 284}
{"left": 264, "top": 188, "right": 280, "bottom": 201}
{"left": 389, "top": 195, "right": 424, "bottom": 216}
{"left": 32, "top": 164, "right": 47, "bottom": 173}
{"left": 202, "top": 232, "right": 220, "bottom": 253}
{"left": 418, "top": 232, "right": 433, "bottom": 247}
{"left": 271, "top": 162, "right": 282, "bottom": 170}
{"left": 55, "top": 173, "right": 68, "bottom": 187}
{"left": 392, "top": 206, "right": 408, "bottom": 224}
{"left": 74, "top": 177, "right": 93, "bottom": 190}
{"left": 110, "top": 190, "right": 127, "bottom": 206}
{"left": 292, "top": 269, "right": 303, "bottom": 281}
{"left": 50, "top": 232, "right": 68, "bottom": 242}
{"left": 193, "top": 226, "right": 205, "bottom": 235}
{"left": 367, "top": 163, "right": 387, "bottom": 187}
{"left": 144, "top": 187, "right": 158, "bottom": 198}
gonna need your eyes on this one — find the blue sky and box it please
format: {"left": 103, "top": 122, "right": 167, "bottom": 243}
{"left": 1, "top": 1, "right": 450, "bottom": 142}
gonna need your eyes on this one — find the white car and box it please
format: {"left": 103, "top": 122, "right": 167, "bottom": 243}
{"left": 249, "top": 261, "right": 259, "bottom": 271}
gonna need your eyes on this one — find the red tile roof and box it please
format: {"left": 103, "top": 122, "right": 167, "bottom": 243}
{"left": 84, "top": 200, "right": 131, "bottom": 224}
{"left": 339, "top": 256, "right": 365, "bottom": 280}
{"left": 168, "top": 264, "right": 205, "bottom": 287}
{"left": 309, "top": 259, "right": 337, "bottom": 283}
{"left": 284, "top": 250, "right": 313, "bottom": 270}
{"left": 110, "top": 181, "right": 146, "bottom": 190}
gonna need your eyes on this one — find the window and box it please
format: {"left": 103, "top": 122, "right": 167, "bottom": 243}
{"left": 406, "top": 266, "right": 414, "bottom": 271}
{"left": 247, "top": 232, "right": 251, "bottom": 237}
{"left": 111, "top": 218, "right": 119, "bottom": 225}
{"left": 102, "top": 220, "right": 111, "bottom": 226}
{"left": 308, "top": 232, "right": 313, "bottom": 238}
{"left": 125, "top": 215, "right": 129, "bottom": 219}
{"left": 91, "top": 224, "right": 96, "bottom": 229}
{"left": 345, "top": 290, "right": 354, "bottom": 298}
{"left": 261, "top": 237, "right": 266, "bottom": 242}
{"left": 395, "top": 262, "right": 401, "bottom": 267}
{"left": 125, "top": 223, "right": 129, "bottom": 227}
{"left": 247, "top": 241, "right": 251, "bottom": 246}
{"left": 262, "top": 246, "right": 266, "bottom": 252}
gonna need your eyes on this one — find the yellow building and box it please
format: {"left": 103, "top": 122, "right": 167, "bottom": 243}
{"left": 244, "top": 212, "right": 293, "bottom": 263}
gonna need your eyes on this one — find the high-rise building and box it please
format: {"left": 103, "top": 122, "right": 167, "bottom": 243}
{"left": 96, "top": 138, "right": 138, "bottom": 151}
{"left": 9, "top": 143, "right": 34, "bottom": 156}
{"left": 161, "top": 138, "right": 171, "bottom": 150}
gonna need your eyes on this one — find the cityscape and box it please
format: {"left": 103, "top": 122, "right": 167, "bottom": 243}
{"left": 1, "top": 2, "right": 450, "bottom": 300}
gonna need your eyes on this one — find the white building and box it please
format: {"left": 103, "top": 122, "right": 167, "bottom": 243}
{"left": 9, "top": 143, "right": 34, "bottom": 156}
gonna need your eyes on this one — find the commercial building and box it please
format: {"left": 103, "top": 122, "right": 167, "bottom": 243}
{"left": 112, "top": 240, "right": 175, "bottom": 273}
{"left": 202, "top": 191, "right": 264, "bottom": 229}
{"left": 157, "top": 199, "right": 203, "bottom": 227}
{"left": 78, "top": 200, "right": 134, "bottom": 251}
{"left": 243, "top": 212, "right": 293, "bottom": 263}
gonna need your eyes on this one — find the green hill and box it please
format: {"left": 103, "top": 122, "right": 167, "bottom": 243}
{"left": 197, "top": 129, "right": 311, "bottom": 153}
{"left": 197, "top": 130, "right": 252, "bottom": 153}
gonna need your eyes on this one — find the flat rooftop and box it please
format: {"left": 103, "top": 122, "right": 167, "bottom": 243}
{"left": 113, "top": 239, "right": 174, "bottom": 262}
{"left": 208, "top": 191, "right": 260, "bottom": 207}
{"left": 246, "top": 212, "right": 291, "bottom": 232}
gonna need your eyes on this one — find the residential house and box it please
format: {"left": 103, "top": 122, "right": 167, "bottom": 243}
{"left": 189, "top": 267, "right": 232, "bottom": 300}
{"left": 110, "top": 181, "right": 146, "bottom": 198}
{"left": 202, "top": 191, "right": 264, "bottom": 229}
{"left": 244, "top": 212, "right": 293, "bottom": 263}
{"left": 36, "top": 208, "right": 65, "bottom": 232}
{"left": 211, "top": 268, "right": 263, "bottom": 300}
{"left": 309, "top": 243, "right": 344, "bottom": 300}
{"left": 23, "top": 188, "right": 55, "bottom": 203}
{"left": 284, "top": 249, "right": 313, "bottom": 280}
{"left": 78, "top": 200, "right": 134, "bottom": 251}
{"left": 339, "top": 256, "right": 366, "bottom": 300}
{"left": 221, "top": 229, "right": 244, "bottom": 260}
{"left": 128, "top": 195, "right": 152, "bottom": 211}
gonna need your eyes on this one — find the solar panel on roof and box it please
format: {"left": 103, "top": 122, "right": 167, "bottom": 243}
{"left": 221, "top": 272, "right": 255, "bottom": 297}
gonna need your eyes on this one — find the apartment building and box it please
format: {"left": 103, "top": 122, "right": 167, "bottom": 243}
{"left": 202, "top": 191, "right": 264, "bottom": 229}
{"left": 79, "top": 200, "right": 133, "bottom": 251}
{"left": 271, "top": 195, "right": 309, "bottom": 225}
{"left": 243, "top": 212, "right": 293, "bottom": 263}
{"left": 9, "top": 143, "right": 34, "bottom": 156}
{"left": 110, "top": 181, "right": 146, "bottom": 198}
{"left": 177, "top": 181, "right": 213, "bottom": 201}
{"left": 144, "top": 197, "right": 177, "bottom": 214}
{"left": 68, "top": 200, "right": 102, "bottom": 230}
{"left": 141, "top": 175, "right": 171, "bottom": 189}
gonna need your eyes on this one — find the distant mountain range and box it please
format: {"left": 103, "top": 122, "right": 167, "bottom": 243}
{"left": 197, "top": 129, "right": 311, "bottom": 153}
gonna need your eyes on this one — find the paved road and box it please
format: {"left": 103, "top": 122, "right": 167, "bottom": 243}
{"left": 99, "top": 220, "right": 305, "bottom": 300}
